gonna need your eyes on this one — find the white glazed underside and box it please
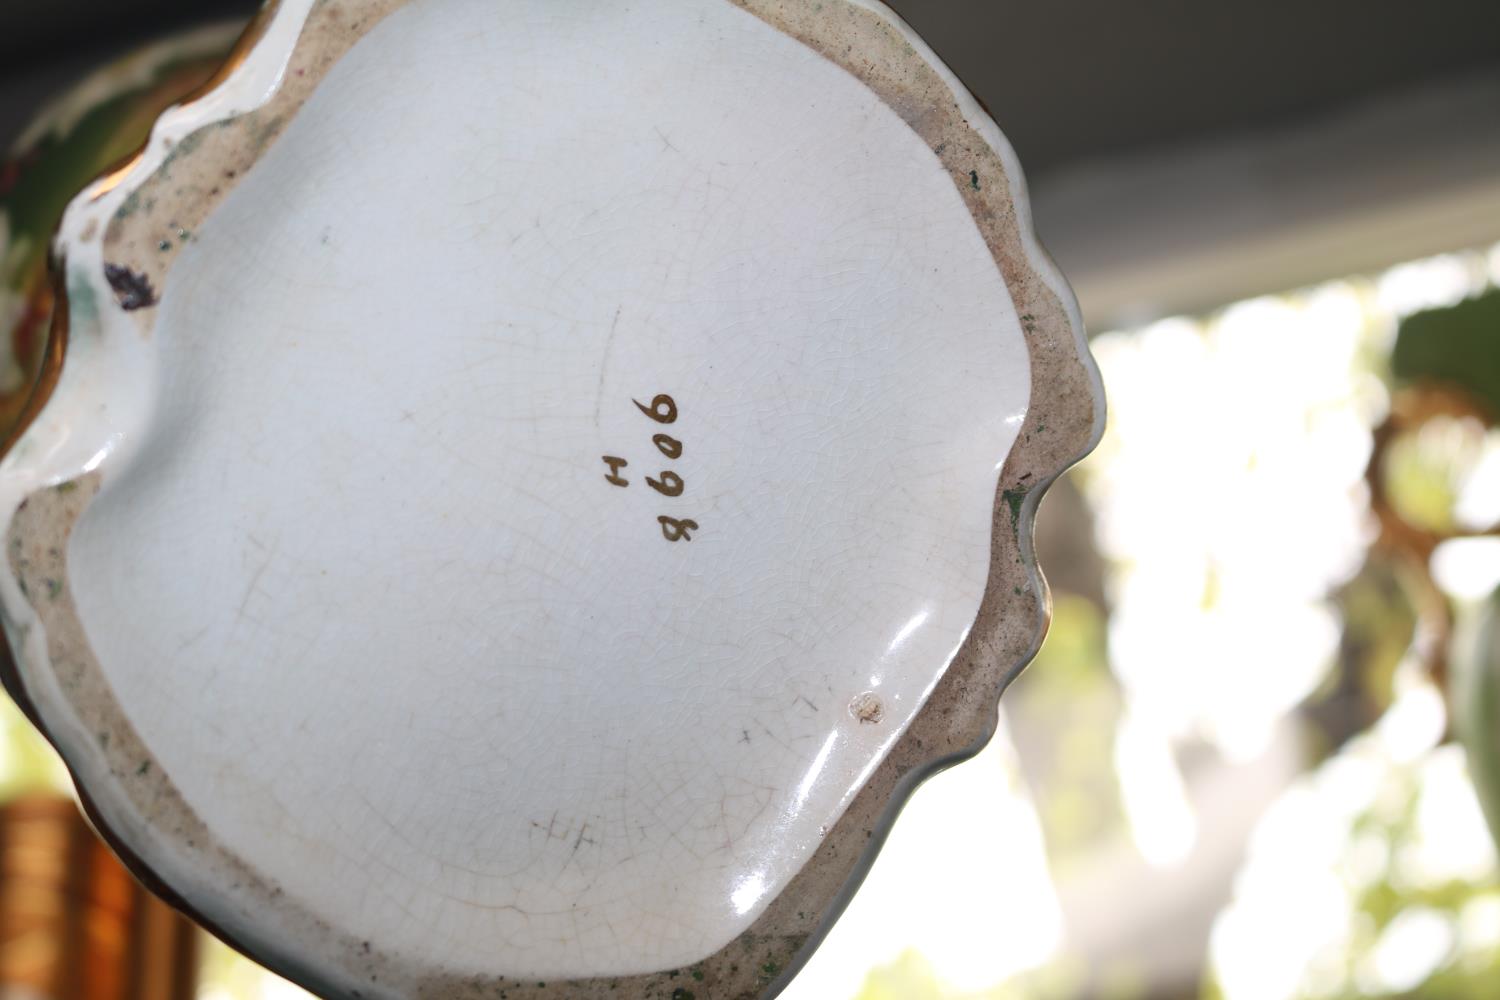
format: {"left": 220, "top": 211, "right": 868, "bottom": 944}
{"left": 15, "top": 0, "right": 1029, "bottom": 982}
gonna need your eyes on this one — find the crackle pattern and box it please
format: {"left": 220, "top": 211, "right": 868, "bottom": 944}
{"left": 0, "top": 1, "right": 1102, "bottom": 997}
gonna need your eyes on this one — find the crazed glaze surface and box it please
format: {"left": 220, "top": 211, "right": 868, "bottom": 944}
{"left": 0, "top": 0, "right": 1103, "bottom": 997}
{"left": 73, "top": 0, "right": 1027, "bottom": 974}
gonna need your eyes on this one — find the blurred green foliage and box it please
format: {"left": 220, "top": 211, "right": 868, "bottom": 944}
{"left": 1005, "top": 589, "right": 1125, "bottom": 872}
{"left": 1393, "top": 289, "right": 1500, "bottom": 419}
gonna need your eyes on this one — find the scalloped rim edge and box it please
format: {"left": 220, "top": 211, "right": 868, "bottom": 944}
{"left": 0, "top": 1, "right": 1104, "bottom": 997}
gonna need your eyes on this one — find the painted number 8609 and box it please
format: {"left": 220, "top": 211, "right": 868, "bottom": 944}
{"left": 601, "top": 394, "right": 700, "bottom": 543}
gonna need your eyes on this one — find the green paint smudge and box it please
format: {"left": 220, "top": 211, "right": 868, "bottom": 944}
{"left": 1003, "top": 487, "right": 1029, "bottom": 534}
